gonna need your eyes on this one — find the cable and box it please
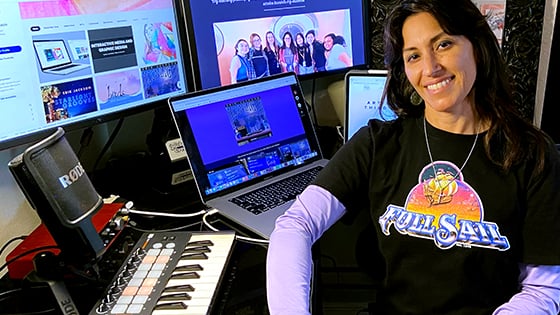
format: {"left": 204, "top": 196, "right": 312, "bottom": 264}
{"left": 0, "top": 235, "right": 27, "bottom": 257}
{"left": 76, "top": 127, "right": 93, "bottom": 159}
{"left": 202, "top": 209, "right": 269, "bottom": 245}
{"left": 0, "top": 246, "right": 59, "bottom": 274}
{"left": 127, "top": 208, "right": 207, "bottom": 218}
{"left": 336, "top": 125, "right": 345, "bottom": 143}
{"left": 92, "top": 117, "right": 125, "bottom": 173}
{"left": 126, "top": 222, "right": 204, "bottom": 234}
{"left": 310, "top": 78, "right": 319, "bottom": 126}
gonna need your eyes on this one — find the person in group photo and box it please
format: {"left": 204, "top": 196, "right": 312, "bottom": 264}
{"left": 295, "top": 32, "right": 314, "bottom": 75}
{"left": 266, "top": 0, "right": 560, "bottom": 314}
{"left": 278, "top": 31, "right": 299, "bottom": 74}
{"left": 305, "top": 29, "right": 326, "bottom": 72}
{"left": 323, "top": 32, "right": 352, "bottom": 70}
{"left": 248, "top": 32, "right": 269, "bottom": 79}
{"left": 264, "top": 30, "right": 282, "bottom": 75}
{"left": 229, "top": 38, "right": 255, "bottom": 84}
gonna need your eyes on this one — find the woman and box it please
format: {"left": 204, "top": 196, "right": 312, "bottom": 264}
{"left": 248, "top": 33, "right": 269, "bottom": 79}
{"left": 264, "top": 31, "right": 281, "bottom": 75}
{"left": 229, "top": 38, "right": 255, "bottom": 84}
{"left": 305, "top": 29, "right": 326, "bottom": 72}
{"left": 278, "top": 31, "right": 298, "bottom": 74}
{"left": 295, "top": 32, "right": 313, "bottom": 75}
{"left": 266, "top": 0, "right": 560, "bottom": 314}
{"left": 323, "top": 32, "right": 352, "bottom": 70}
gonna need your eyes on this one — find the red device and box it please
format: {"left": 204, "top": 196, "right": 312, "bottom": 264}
{"left": 6, "top": 202, "right": 126, "bottom": 280}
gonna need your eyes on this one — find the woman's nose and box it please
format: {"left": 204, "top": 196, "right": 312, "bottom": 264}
{"left": 422, "top": 53, "right": 442, "bottom": 76}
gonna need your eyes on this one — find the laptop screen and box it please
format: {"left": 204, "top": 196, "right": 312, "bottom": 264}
{"left": 33, "top": 40, "right": 72, "bottom": 69}
{"left": 170, "top": 73, "right": 322, "bottom": 198}
{"left": 345, "top": 70, "right": 397, "bottom": 141}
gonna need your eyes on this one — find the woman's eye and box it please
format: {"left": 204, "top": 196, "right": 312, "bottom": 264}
{"left": 438, "top": 40, "right": 453, "bottom": 49}
{"left": 406, "top": 54, "right": 419, "bottom": 63}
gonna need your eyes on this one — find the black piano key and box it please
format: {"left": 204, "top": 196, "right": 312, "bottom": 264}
{"left": 183, "top": 246, "right": 211, "bottom": 253}
{"left": 186, "top": 240, "right": 214, "bottom": 246}
{"left": 153, "top": 302, "right": 188, "bottom": 310}
{"left": 170, "top": 272, "right": 201, "bottom": 280}
{"left": 181, "top": 252, "right": 208, "bottom": 260}
{"left": 163, "top": 284, "right": 195, "bottom": 293}
{"left": 158, "top": 292, "right": 192, "bottom": 302}
{"left": 174, "top": 264, "right": 203, "bottom": 272}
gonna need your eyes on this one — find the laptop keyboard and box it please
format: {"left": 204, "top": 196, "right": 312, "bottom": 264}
{"left": 229, "top": 166, "right": 323, "bottom": 215}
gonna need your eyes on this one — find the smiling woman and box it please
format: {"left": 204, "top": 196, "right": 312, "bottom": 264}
{"left": 266, "top": 0, "right": 560, "bottom": 314}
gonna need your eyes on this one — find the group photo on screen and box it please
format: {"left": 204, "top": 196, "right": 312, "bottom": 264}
{"left": 214, "top": 10, "right": 354, "bottom": 86}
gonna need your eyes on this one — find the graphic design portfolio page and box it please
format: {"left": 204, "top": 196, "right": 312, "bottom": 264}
{"left": 0, "top": 0, "right": 188, "bottom": 145}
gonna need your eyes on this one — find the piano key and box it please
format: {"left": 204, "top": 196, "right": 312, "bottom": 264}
{"left": 89, "top": 231, "right": 236, "bottom": 315}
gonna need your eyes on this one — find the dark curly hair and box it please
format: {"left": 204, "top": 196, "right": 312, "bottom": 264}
{"left": 382, "top": 0, "right": 548, "bottom": 173}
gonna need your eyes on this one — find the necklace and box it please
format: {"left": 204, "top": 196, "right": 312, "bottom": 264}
{"left": 423, "top": 117, "right": 479, "bottom": 190}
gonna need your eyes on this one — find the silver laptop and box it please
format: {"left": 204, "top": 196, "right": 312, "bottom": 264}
{"left": 169, "top": 72, "right": 329, "bottom": 238}
{"left": 33, "top": 40, "right": 90, "bottom": 75}
{"left": 344, "top": 69, "right": 397, "bottom": 142}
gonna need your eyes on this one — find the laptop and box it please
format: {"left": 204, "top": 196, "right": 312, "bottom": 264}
{"left": 169, "top": 72, "right": 329, "bottom": 238}
{"left": 33, "top": 40, "right": 90, "bottom": 75}
{"left": 344, "top": 69, "right": 397, "bottom": 142}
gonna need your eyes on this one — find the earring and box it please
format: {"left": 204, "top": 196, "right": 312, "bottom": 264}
{"left": 410, "top": 91, "right": 423, "bottom": 106}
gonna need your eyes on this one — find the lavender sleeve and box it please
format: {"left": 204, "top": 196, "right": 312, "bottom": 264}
{"left": 493, "top": 264, "right": 560, "bottom": 314}
{"left": 266, "top": 184, "right": 347, "bottom": 315}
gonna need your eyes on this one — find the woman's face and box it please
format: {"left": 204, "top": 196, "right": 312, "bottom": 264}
{"left": 296, "top": 34, "right": 304, "bottom": 45}
{"left": 323, "top": 35, "right": 334, "bottom": 51}
{"left": 144, "top": 23, "right": 155, "bottom": 40}
{"left": 252, "top": 36, "right": 262, "bottom": 49}
{"left": 237, "top": 40, "right": 249, "bottom": 55}
{"left": 283, "top": 34, "right": 292, "bottom": 46}
{"left": 402, "top": 12, "right": 477, "bottom": 115}
{"left": 306, "top": 33, "right": 315, "bottom": 45}
{"left": 266, "top": 32, "right": 275, "bottom": 45}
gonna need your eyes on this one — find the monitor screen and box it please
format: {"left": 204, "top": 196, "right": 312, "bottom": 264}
{"left": 0, "top": 0, "right": 193, "bottom": 150}
{"left": 345, "top": 69, "right": 397, "bottom": 142}
{"left": 182, "top": 0, "right": 369, "bottom": 89}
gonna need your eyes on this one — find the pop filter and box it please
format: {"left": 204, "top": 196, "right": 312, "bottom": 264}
{"left": 8, "top": 127, "right": 104, "bottom": 266}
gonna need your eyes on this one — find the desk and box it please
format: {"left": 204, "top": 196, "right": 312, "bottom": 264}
{"left": 0, "top": 210, "right": 270, "bottom": 315}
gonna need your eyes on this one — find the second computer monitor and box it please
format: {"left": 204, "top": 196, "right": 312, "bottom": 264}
{"left": 182, "top": 0, "right": 370, "bottom": 89}
{"left": 344, "top": 69, "right": 397, "bottom": 142}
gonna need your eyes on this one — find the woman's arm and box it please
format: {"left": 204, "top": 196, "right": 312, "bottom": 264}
{"left": 229, "top": 55, "right": 240, "bottom": 84}
{"left": 493, "top": 264, "right": 560, "bottom": 314}
{"left": 266, "top": 185, "right": 347, "bottom": 314}
{"left": 339, "top": 51, "right": 352, "bottom": 67}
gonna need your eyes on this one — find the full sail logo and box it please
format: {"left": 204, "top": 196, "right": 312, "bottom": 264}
{"left": 58, "top": 162, "right": 86, "bottom": 188}
{"left": 378, "top": 161, "right": 510, "bottom": 251}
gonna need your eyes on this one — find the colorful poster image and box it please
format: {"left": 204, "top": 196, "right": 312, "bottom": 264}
{"left": 142, "top": 22, "right": 177, "bottom": 65}
{"left": 141, "top": 62, "right": 181, "bottom": 98}
{"left": 41, "top": 78, "right": 97, "bottom": 123}
{"left": 94, "top": 68, "right": 143, "bottom": 109}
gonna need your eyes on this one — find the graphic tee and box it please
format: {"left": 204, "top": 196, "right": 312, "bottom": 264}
{"left": 313, "top": 116, "right": 560, "bottom": 314}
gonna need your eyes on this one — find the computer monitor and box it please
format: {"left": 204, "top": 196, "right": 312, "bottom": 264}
{"left": 0, "top": 0, "right": 194, "bottom": 150}
{"left": 181, "top": 0, "right": 370, "bottom": 89}
{"left": 344, "top": 69, "right": 397, "bottom": 142}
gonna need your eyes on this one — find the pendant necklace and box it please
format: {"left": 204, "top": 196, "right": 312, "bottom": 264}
{"left": 423, "top": 117, "right": 479, "bottom": 190}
